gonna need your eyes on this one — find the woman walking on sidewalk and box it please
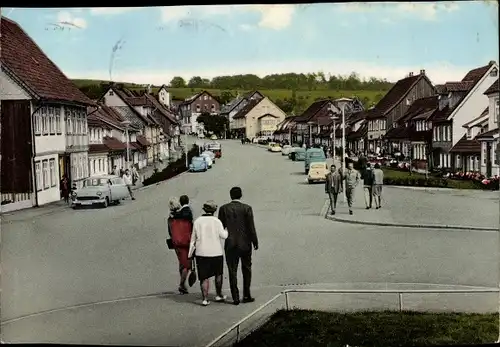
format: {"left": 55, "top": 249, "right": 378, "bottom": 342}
{"left": 188, "top": 200, "right": 228, "bottom": 306}
{"left": 168, "top": 197, "right": 194, "bottom": 294}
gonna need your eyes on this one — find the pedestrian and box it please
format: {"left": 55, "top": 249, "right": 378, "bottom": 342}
{"left": 188, "top": 200, "right": 228, "bottom": 306}
{"left": 122, "top": 169, "right": 136, "bottom": 200}
{"left": 363, "top": 163, "right": 375, "bottom": 209}
{"left": 112, "top": 165, "right": 119, "bottom": 176}
{"left": 131, "top": 165, "right": 139, "bottom": 186}
{"left": 325, "top": 164, "right": 343, "bottom": 215}
{"left": 373, "top": 163, "right": 384, "bottom": 209}
{"left": 60, "top": 175, "right": 70, "bottom": 204}
{"left": 168, "top": 197, "right": 194, "bottom": 294}
{"left": 342, "top": 162, "right": 360, "bottom": 215}
{"left": 218, "top": 187, "right": 258, "bottom": 305}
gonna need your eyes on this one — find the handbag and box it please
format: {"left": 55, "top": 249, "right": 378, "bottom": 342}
{"left": 166, "top": 238, "right": 174, "bottom": 249}
{"left": 188, "top": 257, "right": 197, "bottom": 287}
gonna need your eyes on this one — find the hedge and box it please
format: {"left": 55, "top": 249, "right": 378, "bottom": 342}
{"left": 142, "top": 145, "right": 200, "bottom": 186}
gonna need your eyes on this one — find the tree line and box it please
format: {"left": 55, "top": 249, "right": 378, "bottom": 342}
{"left": 169, "top": 72, "right": 393, "bottom": 91}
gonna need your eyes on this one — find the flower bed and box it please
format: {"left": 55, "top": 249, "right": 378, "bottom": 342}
{"left": 142, "top": 145, "right": 199, "bottom": 186}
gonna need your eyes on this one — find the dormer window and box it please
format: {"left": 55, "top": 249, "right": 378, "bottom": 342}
{"left": 406, "top": 98, "right": 411, "bottom": 106}
{"left": 490, "top": 67, "right": 498, "bottom": 77}
{"left": 109, "top": 90, "right": 114, "bottom": 96}
{"left": 467, "top": 128, "right": 472, "bottom": 139}
{"left": 448, "top": 92, "right": 452, "bottom": 99}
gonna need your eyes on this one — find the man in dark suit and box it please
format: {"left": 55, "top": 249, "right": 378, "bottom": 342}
{"left": 218, "top": 187, "right": 258, "bottom": 305}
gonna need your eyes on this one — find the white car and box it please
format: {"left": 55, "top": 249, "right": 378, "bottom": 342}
{"left": 281, "top": 145, "right": 292, "bottom": 156}
{"left": 72, "top": 175, "right": 129, "bottom": 208}
{"left": 270, "top": 143, "right": 282, "bottom": 152}
{"left": 200, "top": 153, "right": 213, "bottom": 168}
{"left": 201, "top": 150, "right": 216, "bottom": 163}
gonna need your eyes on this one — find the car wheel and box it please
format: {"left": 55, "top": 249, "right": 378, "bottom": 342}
{"left": 115, "top": 200, "right": 121, "bottom": 205}
{"left": 102, "top": 197, "right": 109, "bottom": 208}
{"left": 305, "top": 170, "right": 309, "bottom": 175}
{"left": 308, "top": 179, "right": 313, "bottom": 184}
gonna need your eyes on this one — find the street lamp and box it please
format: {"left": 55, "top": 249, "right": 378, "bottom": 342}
{"left": 121, "top": 120, "right": 131, "bottom": 169}
{"left": 184, "top": 130, "right": 188, "bottom": 169}
{"left": 335, "top": 98, "right": 353, "bottom": 173}
{"left": 329, "top": 110, "right": 339, "bottom": 161}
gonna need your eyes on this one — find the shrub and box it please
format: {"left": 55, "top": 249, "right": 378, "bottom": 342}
{"left": 383, "top": 176, "right": 449, "bottom": 188}
{"left": 143, "top": 145, "right": 199, "bottom": 186}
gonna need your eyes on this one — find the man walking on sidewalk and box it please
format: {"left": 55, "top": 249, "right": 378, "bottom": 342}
{"left": 342, "top": 162, "right": 360, "bottom": 215}
{"left": 218, "top": 187, "right": 258, "bottom": 306}
{"left": 122, "top": 169, "right": 136, "bottom": 200}
{"left": 363, "top": 163, "right": 375, "bottom": 209}
{"left": 325, "top": 164, "right": 342, "bottom": 215}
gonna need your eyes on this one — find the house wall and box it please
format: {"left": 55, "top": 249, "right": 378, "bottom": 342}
{"left": 192, "top": 92, "right": 220, "bottom": 114}
{"left": 34, "top": 153, "right": 60, "bottom": 206}
{"left": 103, "top": 89, "right": 128, "bottom": 107}
{"left": 451, "top": 64, "right": 498, "bottom": 147}
{"left": 367, "top": 119, "right": 387, "bottom": 141}
{"left": 258, "top": 115, "right": 280, "bottom": 137}
{"left": 244, "top": 98, "right": 286, "bottom": 139}
{"left": 480, "top": 139, "right": 500, "bottom": 176}
{"left": 0, "top": 69, "right": 31, "bottom": 100}
{"left": 487, "top": 92, "right": 499, "bottom": 130}
{"left": 159, "top": 88, "right": 171, "bottom": 107}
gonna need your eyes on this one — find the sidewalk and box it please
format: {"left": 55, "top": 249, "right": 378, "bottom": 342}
{"left": 325, "top": 184, "right": 499, "bottom": 231}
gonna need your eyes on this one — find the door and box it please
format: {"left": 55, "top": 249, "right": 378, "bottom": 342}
{"left": 112, "top": 178, "right": 128, "bottom": 199}
{"left": 486, "top": 142, "right": 492, "bottom": 177}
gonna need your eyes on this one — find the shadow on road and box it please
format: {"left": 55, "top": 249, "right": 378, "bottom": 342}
{"left": 290, "top": 172, "right": 305, "bottom": 176}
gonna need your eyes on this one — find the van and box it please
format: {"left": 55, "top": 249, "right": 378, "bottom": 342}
{"left": 304, "top": 148, "right": 326, "bottom": 174}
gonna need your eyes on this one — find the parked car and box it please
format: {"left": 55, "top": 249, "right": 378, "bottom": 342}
{"left": 307, "top": 161, "right": 328, "bottom": 184}
{"left": 267, "top": 142, "right": 277, "bottom": 151}
{"left": 305, "top": 148, "right": 326, "bottom": 174}
{"left": 292, "top": 147, "right": 306, "bottom": 161}
{"left": 72, "top": 175, "right": 129, "bottom": 209}
{"left": 210, "top": 134, "right": 218, "bottom": 140}
{"left": 189, "top": 156, "right": 208, "bottom": 172}
{"left": 206, "top": 142, "right": 222, "bottom": 158}
{"left": 200, "top": 153, "right": 213, "bottom": 168}
{"left": 281, "top": 145, "right": 292, "bottom": 156}
{"left": 270, "top": 143, "right": 282, "bottom": 152}
{"left": 288, "top": 146, "right": 300, "bottom": 160}
{"left": 201, "top": 150, "right": 216, "bottom": 163}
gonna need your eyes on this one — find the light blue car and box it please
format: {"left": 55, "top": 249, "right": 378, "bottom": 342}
{"left": 189, "top": 156, "right": 208, "bottom": 172}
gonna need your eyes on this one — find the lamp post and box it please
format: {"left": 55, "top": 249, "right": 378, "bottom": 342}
{"left": 184, "top": 131, "right": 188, "bottom": 168}
{"left": 121, "top": 120, "right": 131, "bottom": 169}
{"left": 335, "top": 98, "right": 353, "bottom": 173}
{"left": 329, "top": 111, "right": 339, "bottom": 161}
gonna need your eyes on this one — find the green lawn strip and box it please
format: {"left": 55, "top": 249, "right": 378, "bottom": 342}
{"left": 382, "top": 168, "right": 478, "bottom": 190}
{"left": 235, "top": 309, "right": 497, "bottom": 347}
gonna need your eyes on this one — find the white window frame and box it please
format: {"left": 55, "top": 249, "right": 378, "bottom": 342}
{"left": 495, "top": 98, "right": 499, "bottom": 124}
{"left": 48, "top": 107, "right": 55, "bottom": 135}
{"left": 42, "top": 107, "right": 48, "bottom": 135}
{"left": 55, "top": 107, "right": 61, "bottom": 134}
{"left": 49, "top": 159, "right": 56, "bottom": 187}
{"left": 35, "top": 161, "right": 42, "bottom": 191}
{"left": 34, "top": 111, "right": 42, "bottom": 135}
{"left": 42, "top": 160, "right": 49, "bottom": 189}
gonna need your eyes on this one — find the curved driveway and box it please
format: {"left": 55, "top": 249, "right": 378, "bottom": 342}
{"left": 1, "top": 139, "right": 498, "bottom": 344}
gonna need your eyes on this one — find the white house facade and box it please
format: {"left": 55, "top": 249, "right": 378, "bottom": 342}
{"left": 477, "top": 77, "right": 500, "bottom": 177}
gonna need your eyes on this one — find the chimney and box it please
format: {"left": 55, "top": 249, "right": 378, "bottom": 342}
{"left": 489, "top": 60, "right": 496, "bottom": 66}
{"left": 409, "top": 72, "right": 414, "bottom": 77}
{"left": 420, "top": 69, "right": 425, "bottom": 75}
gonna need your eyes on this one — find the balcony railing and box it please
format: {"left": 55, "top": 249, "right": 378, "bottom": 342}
{"left": 205, "top": 288, "right": 499, "bottom": 347}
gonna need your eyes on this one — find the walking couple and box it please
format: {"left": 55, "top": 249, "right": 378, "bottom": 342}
{"left": 167, "top": 187, "right": 258, "bottom": 307}
{"left": 325, "top": 162, "right": 360, "bottom": 215}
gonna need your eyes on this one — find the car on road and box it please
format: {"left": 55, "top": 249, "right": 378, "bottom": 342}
{"left": 189, "top": 156, "right": 208, "bottom": 172}
{"left": 307, "top": 162, "right": 328, "bottom": 184}
{"left": 281, "top": 145, "right": 292, "bottom": 156}
{"left": 305, "top": 148, "right": 326, "bottom": 174}
{"left": 291, "top": 147, "right": 306, "bottom": 161}
{"left": 270, "top": 143, "right": 282, "bottom": 152}
{"left": 72, "top": 175, "right": 129, "bottom": 209}
{"left": 200, "top": 153, "right": 213, "bottom": 168}
{"left": 210, "top": 134, "right": 218, "bottom": 140}
{"left": 201, "top": 150, "right": 216, "bottom": 163}
{"left": 206, "top": 142, "right": 222, "bottom": 158}
{"left": 267, "top": 142, "right": 277, "bottom": 151}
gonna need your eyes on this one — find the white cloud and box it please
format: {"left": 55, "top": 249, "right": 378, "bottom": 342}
{"left": 338, "top": 2, "right": 461, "bottom": 21}
{"left": 243, "top": 4, "right": 295, "bottom": 30}
{"left": 89, "top": 7, "right": 141, "bottom": 15}
{"left": 56, "top": 11, "right": 87, "bottom": 29}
{"left": 66, "top": 59, "right": 472, "bottom": 86}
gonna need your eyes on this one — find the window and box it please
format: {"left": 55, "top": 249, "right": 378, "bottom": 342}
{"left": 467, "top": 128, "right": 472, "bottom": 139}
{"left": 444, "top": 126, "right": 449, "bottom": 141}
{"left": 48, "top": 107, "right": 55, "bottom": 134}
{"left": 495, "top": 99, "right": 499, "bottom": 123}
{"left": 55, "top": 107, "right": 61, "bottom": 134}
{"left": 211, "top": 104, "right": 215, "bottom": 110}
{"left": 35, "top": 161, "right": 42, "bottom": 191}
{"left": 196, "top": 105, "right": 201, "bottom": 112}
{"left": 41, "top": 107, "right": 48, "bottom": 135}
{"left": 204, "top": 95, "right": 208, "bottom": 100}
{"left": 42, "top": 160, "right": 49, "bottom": 189}
{"left": 494, "top": 141, "right": 499, "bottom": 165}
{"left": 49, "top": 159, "right": 56, "bottom": 187}
{"left": 34, "top": 110, "right": 42, "bottom": 135}
{"left": 490, "top": 68, "right": 498, "bottom": 77}
{"left": 109, "top": 90, "right": 114, "bottom": 96}
{"left": 93, "top": 160, "right": 96, "bottom": 174}
{"left": 99, "top": 159, "right": 102, "bottom": 172}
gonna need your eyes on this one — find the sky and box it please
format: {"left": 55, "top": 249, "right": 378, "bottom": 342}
{"left": 2, "top": 2, "right": 499, "bottom": 85}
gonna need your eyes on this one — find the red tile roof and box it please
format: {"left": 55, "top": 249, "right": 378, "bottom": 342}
{"left": 450, "top": 135, "right": 481, "bottom": 153}
{"left": 373, "top": 74, "right": 422, "bottom": 116}
{"left": 444, "top": 81, "right": 474, "bottom": 92}
{"left": 103, "top": 136, "right": 126, "bottom": 151}
{"left": 462, "top": 63, "right": 493, "bottom": 83}
{"left": 1, "top": 17, "right": 93, "bottom": 105}
{"left": 233, "top": 98, "right": 264, "bottom": 119}
{"left": 484, "top": 78, "right": 499, "bottom": 95}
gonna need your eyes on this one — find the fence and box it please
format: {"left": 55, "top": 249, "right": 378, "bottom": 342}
{"left": 205, "top": 288, "right": 500, "bottom": 347}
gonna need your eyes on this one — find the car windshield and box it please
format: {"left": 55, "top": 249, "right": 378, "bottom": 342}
{"left": 311, "top": 163, "right": 326, "bottom": 169}
{"left": 310, "top": 152, "right": 324, "bottom": 157}
{"left": 84, "top": 178, "right": 107, "bottom": 187}
{"left": 193, "top": 158, "right": 204, "bottom": 163}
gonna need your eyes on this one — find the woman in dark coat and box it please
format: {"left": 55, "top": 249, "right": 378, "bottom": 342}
{"left": 168, "top": 196, "right": 194, "bottom": 294}
{"left": 60, "top": 175, "right": 70, "bottom": 203}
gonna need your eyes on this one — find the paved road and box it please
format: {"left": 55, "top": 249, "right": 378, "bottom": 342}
{"left": 2, "top": 140, "right": 499, "bottom": 345}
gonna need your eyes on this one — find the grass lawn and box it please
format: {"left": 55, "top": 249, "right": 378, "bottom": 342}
{"left": 235, "top": 309, "right": 498, "bottom": 347}
{"left": 382, "top": 168, "right": 479, "bottom": 190}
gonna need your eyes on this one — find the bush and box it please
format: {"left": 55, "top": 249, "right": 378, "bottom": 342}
{"left": 383, "top": 176, "right": 449, "bottom": 188}
{"left": 142, "top": 145, "right": 199, "bottom": 186}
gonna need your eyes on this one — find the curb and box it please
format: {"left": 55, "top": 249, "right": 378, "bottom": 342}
{"left": 387, "top": 185, "right": 474, "bottom": 193}
{"left": 325, "top": 215, "right": 497, "bottom": 232}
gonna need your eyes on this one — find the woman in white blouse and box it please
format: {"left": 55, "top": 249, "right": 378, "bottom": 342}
{"left": 188, "top": 200, "right": 228, "bottom": 306}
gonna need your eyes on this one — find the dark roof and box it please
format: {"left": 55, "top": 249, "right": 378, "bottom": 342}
{"left": 364, "top": 108, "right": 384, "bottom": 120}
{"left": 347, "top": 122, "right": 368, "bottom": 140}
{"left": 347, "top": 110, "right": 368, "bottom": 124}
{"left": 145, "top": 94, "right": 178, "bottom": 124}
{"left": 1, "top": 17, "right": 93, "bottom": 105}
{"left": 476, "top": 128, "right": 499, "bottom": 140}
{"left": 130, "top": 142, "right": 146, "bottom": 152}
{"left": 395, "top": 96, "right": 438, "bottom": 124}
{"left": 108, "top": 88, "right": 153, "bottom": 125}
{"left": 136, "top": 135, "right": 151, "bottom": 147}
{"left": 384, "top": 126, "right": 410, "bottom": 140}
{"left": 435, "top": 84, "right": 446, "bottom": 94}
{"left": 484, "top": 78, "right": 499, "bottom": 95}
{"left": 103, "top": 136, "right": 126, "bottom": 151}
{"left": 450, "top": 135, "right": 481, "bottom": 153}
{"left": 462, "top": 63, "right": 493, "bottom": 83}
{"left": 444, "top": 81, "right": 474, "bottom": 92}
{"left": 89, "top": 144, "right": 109, "bottom": 153}
{"left": 274, "top": 116, "right": 297, "bottom": 134}
{"left": 430, "top": 105, "right": 453, "bottom": 123}
{"left": 294, "top": 100, "right": 331, "bottom": 123}
{"left": 373, "top": 74, "right": 422, "bottom": 115}
{"left": 180, "top": 90, "right": 218, "bottom": 105}
{"left": 233, "top": 98, "right": 264, "bottom": 119}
